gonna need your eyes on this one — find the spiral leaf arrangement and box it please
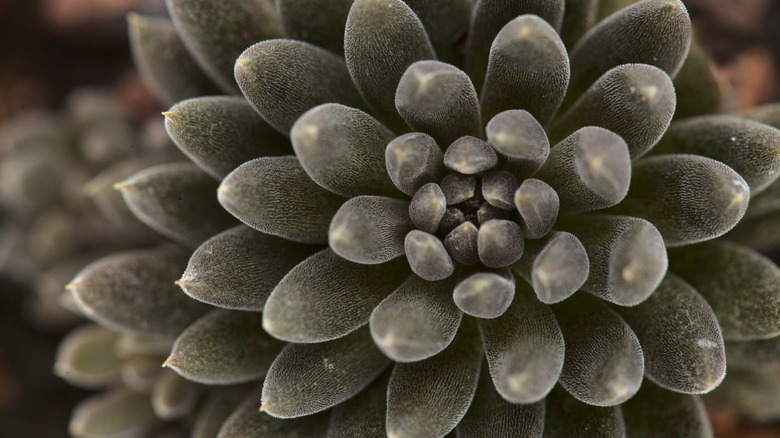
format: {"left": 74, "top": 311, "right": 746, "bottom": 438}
{"left": 53, "top": 0, "right": 780, "bottom": 436}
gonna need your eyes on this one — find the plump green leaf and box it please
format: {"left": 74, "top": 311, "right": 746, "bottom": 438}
{"left": 385, "top": 133, "right": 445, "bottom": 196}
{"left": 329, "top": 196, "right": 412, "bottom": 264}
{"left": 485, "top": 110, "right": 550, "bottom": 178}
{"left": 54, "top": 324, "right": 122, "bottom": 389}
{"left": 179, "top": 225, "right": 319, "bottom": 311}
{"left": 345, "top": 0, "right": 435, "bottom": 130}
{"left": 668, "top": 241, "right": 780, "bottom": 340}
{"left": 67, "top": 246, "right": 209, "bottom": 338}
{"left": 167, "top": 0, "right": 283, "bottom": 93}
{"left": 479, "top": 280, "right": 564, "bottom": 403}
{"left": 163, "top": 96, "right": 289, "bottom": 178}
{"left": 615, "top": 274, "right": 725, "bottom": 394}
{"left": 549, "top": 64, "right": 676, "bottom": 160}
{"left": 553, "top": 294, "right": 644, "bottom": 406}
{"left": 219, "top": 387, "right": 329, "bottom": 437}
{"left": 396, "top": 61, "right": 482, "bottom": 146}
{"left": 218, "top": 156, "right": 345, "bottom": 244}
{"left": 613, "top": 154, "right": 749, "bottom": 246}
{"left": 291, "top": 104, "right": 399, "bottom": 197}
{"left": 263, "top": 249, "right": 408, "bottom": 342}
{"left": 557, "top": 214, "right": 667, "bottom": 306}
{"left": 117, "top": 162, "right": 238, "bottom": 247}
{"left": 454, "top": 269, "right": 515, "bottom": 319}
{"left": 386, "top": 318, "right": 482, "bottom": 438}
{"left": 276, "top": 0, "right": 353, "bottom": 55}
{"left": 651, "top": 115, "right": 780, "bottom": 194}
{"left": 151, "top": 369, "right": 201, "bottom": 420}
{"left": 512, "top": 231, "right": 589, "bottom": 304}
{"left": 370, "top": 275, "right": 461, "bottom": 362}
{"left": 542, "top": 385, "right": 625, "bottom": 438}
{"left": 261, "top": 327, "right": 390, "bottom": 418}
{"left": 622, "top": 381, "right": 713, "bottom": 438}
{"left": 236, "top": 40, "right": 364, "bottom": 135}
{"left": 166, "top": 309, "right": 284, "bottom": 384}
{"left": 457, "top": 364, "right": 545, "bottom": 438}
{"left": 405, "top": 230, "right": 455, "bottom": 281}
{"left": 481, "top": 14, "right": 569, "bottom": 126}
{"left": 127, "top": 14, "right": 220, "bottom": 106}
{"left": 70, "top": 388, "right": 160, "bottom": 438}
{"left": 326, "top": 369, "right": 390, "bottom": 438}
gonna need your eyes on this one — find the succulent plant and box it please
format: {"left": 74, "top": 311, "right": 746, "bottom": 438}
{"left": 56, "top": 0, "right": 780, "bottom": 436}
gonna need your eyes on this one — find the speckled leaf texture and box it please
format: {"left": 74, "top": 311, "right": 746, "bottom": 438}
{"left": 166, "top": 309, "right": 284, "bottom": 384}
{"left": 326, "top": 369, "right": 390, "bottom": 438}
{"left": 276, "top": 0, "right": 354, "bottom": 55}
{"left": 668, "top": 241, "right": 780, "bottom": 340}
{"left": 218, "top": 388, "right": 330, "bottom": 437}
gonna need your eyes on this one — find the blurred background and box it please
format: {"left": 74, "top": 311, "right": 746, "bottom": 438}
{"left": 1, "top": 0, "right": 780, "bottom": 436}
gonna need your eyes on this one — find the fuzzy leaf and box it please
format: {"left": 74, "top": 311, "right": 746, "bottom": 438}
{"left": 454, "top": 269, "right": 515, "bottom": 319}
{"left": 219, "top": 388, "right": 329, "bottom": 437}
{"left": 409, "top": 183, "right": 447, "bottom": 234}
{"left": 117, "top": 162, "right": 238, "bottom": 247}
{"left": 478, "top": 219, "right": 524, "bottom": 268}
{"left": 405, "top": 230, "right": 455, "bottom": 281}
{"left": 565, "top": 0, "right": 690, "bottom": 106}
{"left": 668, "top": 241, "right": 780, "bottom": 340}
{"left": 553, "top": 294, "right": 644, "bottom": 406}
{"left": 465, "top": 0, "right": 565, "bottom": 90}
{"left": 396, "top": 61, "right": 482, "bottom": 146}
{"left": 261, "top": 327, "right": 390, "bottom": 418}
{"left": 623, "top": 381, "right": 713, "bottom": 438}
{"left": 370, "top": 275, "right": 461, "bottom": 362}
{"left": 481, "top": 14, "right": 569, "bottom": 126}
{"left": 512, "top": 231, "right": 589, "bottom": 304}
{"left": 326, "top": 369, "right": 390, "bottom": 438}
{"left": 292, "top": 104, "right": 399, "bottom": 197}
{"left": 54, "top": 324, "right": 122, "bottom": 389}
{"left": 479, "top": 280, "right": 565, "bottom": 403}
{"left": 514, "top": 178, "right": 559, "bottom": 238}
{"left": 345, "top": 0, "right": 435, "bottom": 130}
{"left": 444, "top": 136, "right": 498, "bottom": 175}
{"left": 163, "top": 96, "right": 289, "bottom": 178}
{"left": 543, "top": 385, "right": 625, "bottom": 438}
{"left": 457, "top": 364, "right": 545, "bottom": 438}
{"left": 67, "top": 246, "right": 209, "bottom": 338}
{"left": 651, "top": 115, "right": 780, "bottom": 194}
{"left": 127, "top": 14, "right": 220, "bottom": 106}
{"left": 612, "top": 154, "right": 749, "bottom": 246}
{"left": 557, "top": 214, "right": 667, "bottom": 306}
{"left": 386, "top": 319, "right": 482, "bottom": 438}
{"left": 549, "top": 64, "right": 676, "bottom": 160}
{"left": 69, "top": 388, "right": 159, "bottom": 438}
{"left": 167, "top": 0, "right": 283, "bottom": 93}
{"left": 385, "top": 133, "right": 445, "bottom": 196}
{"left": 179, "top": 225, "right": 318, "bottom": 311}
{"left": 615, "top": 274, "right": 726, "bottom": 394}
{"left": 329, "top": 196, "right": 413, "bottom": 264}
{"left": 218, "top": 156, "right": 345, "bottom": 244}
{"left": 276, "top": 0, "right": 353, "bottom": 55}
{"left": 236, "top": 40, "right": 364, "bottom": 135}
{"left": 151, "top": 370, "right": 201, "bottom": 420}
{"left": 166, "top": 309, "right": 284, "bottom": 384}
{"left": 263, "top": 249, "right": 408, "bottom": 342}
{"left": 485, "top": 110, "right": 550, "bottom": 178}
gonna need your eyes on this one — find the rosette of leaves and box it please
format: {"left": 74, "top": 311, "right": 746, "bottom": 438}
{"left": 61, "top": 0, "right": 780, "bottom": 436}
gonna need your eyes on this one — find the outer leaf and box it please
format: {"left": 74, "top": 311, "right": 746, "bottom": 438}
{"left": 179, "top": 225, "right": 319, "bottom": 311}
{"left": 54, "top": 324, "right": 122, "bottom": 389}
{"left": 481, "top": 14, "right": 570, "bottom": 126}
{"left": 553, "top": 294, "right": 644, "bottom": 406}
{"left": 559, "top": 0, "right": 600, "bottom": 49}
{"left": 163, "top": 96, "right": 289, "bottom": 178}
{"left": 69, "top": 388, "right": 159, "bottom": 438}
{"left": 191, "top": 387, "right": 250, "bottom": 438}
{"left": 165, "top": 309, "right": 284, "bottom": 384}
{"left": 262, "top": 249, "right": 408, "bottom": 342}
{"left": 120, "top": 356, "right": 165, "bottom": 393}
{"left": 236, "top": 40, "right": 364, "bottom": 135}
{"left": 326, "top": 369, "right": 390, "bottom": 438}
{"left": 622, "top": 381, "right": 713, "bottom": 438}
{"left": 218, "top": 156, "right": 345, "bottom": 244}
{"left": 218, "top": 387, "right": 329, "bottom": 437}
{"left": 127, "top": 14, "right": 220, "bottom": 106}
{"left": 116, "top": 162, "right": 238, "bottom": 247}
{"left": 67, "top": 246, "right": 209, "bottom": 338}
{"left": 261, "top": 327, "right": 390, "bottom": 418}
{"left": 370, "top": 275, "right": 462, "bottom": 362}
{"left": 167, "top": 0, "right": 283, "bottom": 93}
{"left": 276, "top": 0, "right": 353, "bottom": 54}
{"left": 615, "top": 274, "right": 726, "bottom": 394}
{"left": 151, "top": 369, "right": 201, "bottom": 420}
{"left": 386, "top": 318, "right": 482, "bottom": 438}
{"left": 542, "top": 385, "right": 625, "bottom": 438}
{"left": 291, "top": 104, "right": 399, "bottom": 197}
{"left": 478, "top": 280, "right": 565, "bottom": 403}
{"left": 456, "top": 364, "right": 545, "bottom": 438}
{"left": 672, "top": 39, "right": 723, "bottom": 119}
{"left": 403, "top": 0, "right": 472, "bottom": 65}
{"left": 613, "top": 154, "right": 749, "bottom": 246}
{"left": 668, "top": 241, "right": 780, "bottom": 340}
{"left": 345, "top": 0, "right": 435, "bottom": 129}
